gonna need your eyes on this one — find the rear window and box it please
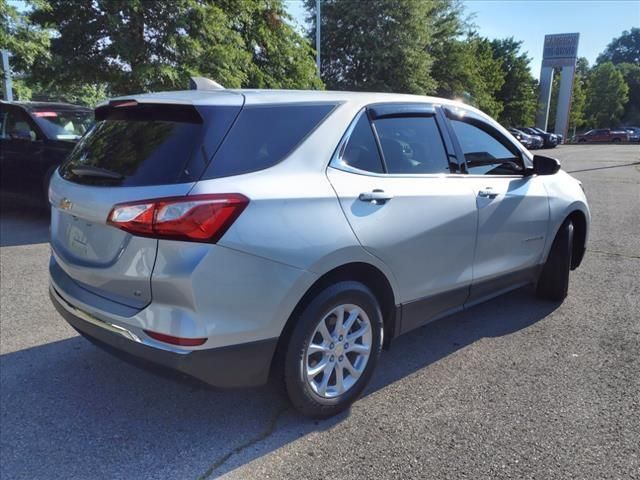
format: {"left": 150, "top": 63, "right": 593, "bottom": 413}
{"left": 32, "top": 108, "right": 94, "bottom": 140}
{"left": 60, "top": 103, "right": 238, "bottom": 187}
{"left": 203, "top": 103, "right": 336, "bottom": 179}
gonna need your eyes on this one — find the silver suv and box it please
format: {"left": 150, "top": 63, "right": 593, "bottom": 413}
{"left": 49, "top": 88, "right": 590, "bottom": 418}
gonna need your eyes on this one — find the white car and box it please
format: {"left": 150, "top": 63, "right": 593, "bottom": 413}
{"left": 48, "top": 87, "right": 590, "bottom": 418}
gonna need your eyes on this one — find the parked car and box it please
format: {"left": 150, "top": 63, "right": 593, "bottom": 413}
{"left": 48, "top": 88, "right": 590, "bottom": 418}
{"left": 576, "top": 128, "right": 630, "bottom": 143}
{"left": 0, "top": 101, "right": 94, "bottom": 200}
{"left": 507, "top": 127, "right": 531, "bottom": 148}
{"left": 518, "top": 127, "right": 558, "bottom": 148}
{"left": 508, "top": 127, "right": 543, "bottom": 149}
{"left": 623, "top": 127, "right": 640, "bottom": 143}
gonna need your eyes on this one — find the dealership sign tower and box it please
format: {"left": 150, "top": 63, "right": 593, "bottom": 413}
{"left": 536, "top": 33, "right": 580, "bottom": 140}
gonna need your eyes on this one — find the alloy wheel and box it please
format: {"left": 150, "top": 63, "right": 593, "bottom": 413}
{"left": 304, "top": 303, "right": 373, "bottom": 399}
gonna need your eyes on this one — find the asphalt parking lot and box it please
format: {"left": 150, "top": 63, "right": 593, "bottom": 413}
{"left": 1, "top": 144, "right": 639, "bottom": 479}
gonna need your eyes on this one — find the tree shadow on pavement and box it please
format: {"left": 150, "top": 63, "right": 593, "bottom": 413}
{"left": 567, "top": 160, "right": 640, "bottom": 174}
{"left": 0, "top": 286, "right": 559, "bottom": 479}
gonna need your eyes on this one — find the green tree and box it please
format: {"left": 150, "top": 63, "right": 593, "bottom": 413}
{"left": 28, "top": 0, "right": 320, "bottom": 97}
{"left": 306, "top": 0, "right": 508, "bottom": 115}
{"left": 28, "top": 80, "right": 109, "bottom": 106}
{"left": 489, "top": 38, "right": 537, "bottom": 127}
{"left": 415, "top": 0, "right": 507, "bottom": 116}
{"left": 616, "top": 62, "right": 640, "bottom": 125}
{"left": 222, "top": 0, "right": 322, "bottom": 89}
{"left": 430, "top": 34, "right": 505, "bottom": 117}
{"left": 460, "top": 35, "right": 504, "bottom": 118}
{"left": 584, "top": 62, "right": 629, "bottom": 128}
{"left": 576, "top": 56, "right": 590, "bottom": 78}
{"left": 306, "top": 0, "right": 455, "bottom": 94}
{"left": 548, "top": 58, "right": 589, "bottom": 133}
{"left": 29, "top": 0, "right": 248, "bottom": 94}
{"left": 421, "top": 0, "right": 468, "bottom": 95}
{"left": 0, "top": 0, "right": 50, "bottom": 99}
{"left": 596, "top": 27, "right": 640, "bottom": 65}
{"left": 568, "top": 57, "right": 589, "bottom": 132}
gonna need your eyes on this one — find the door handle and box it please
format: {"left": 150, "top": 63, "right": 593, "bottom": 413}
{"left": 478, "top": 187, "right": 498, "bottom": 198}
{"left": 358, "top": 189, "right": 393, "bottom": 204}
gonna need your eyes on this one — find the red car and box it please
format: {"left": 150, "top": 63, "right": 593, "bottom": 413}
{"left": 576, "top": 129, "right": 630, "bottom": 143}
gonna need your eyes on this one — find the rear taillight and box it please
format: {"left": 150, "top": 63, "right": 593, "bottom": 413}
{"left": 107, "top": 194, "right": 249, "bottom": 242}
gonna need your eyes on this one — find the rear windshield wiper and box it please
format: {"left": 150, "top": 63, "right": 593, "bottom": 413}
{"left": 70, "top": 166, "right": 124, "bottom": 180}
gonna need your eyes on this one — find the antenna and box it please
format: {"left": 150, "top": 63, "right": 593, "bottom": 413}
{"left": 189, "top": 77, "right": 225, "bottom": 91}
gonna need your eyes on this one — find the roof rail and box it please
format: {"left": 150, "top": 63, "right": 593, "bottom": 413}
{"left": 189, "top": 77, "right": 225, "bottom": 91}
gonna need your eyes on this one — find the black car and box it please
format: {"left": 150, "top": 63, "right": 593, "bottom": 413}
{"left": 0, "top": 101, "right": 94, "bottom": 200}
{"left": 507, "top": 127, "right": 544, "bottom": 149}
{"left": 507, "top": 127, "right": 532, "bottom": 148}
{"left": 518, "top": 127, "right": 558, "bottom": 148}
{"left": 531, "top": 127, "right": 563, "bottom": 145}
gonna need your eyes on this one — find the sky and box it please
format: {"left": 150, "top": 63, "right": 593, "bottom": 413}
{"left": 285, "top": 0, "right": 640, "bottom": 80}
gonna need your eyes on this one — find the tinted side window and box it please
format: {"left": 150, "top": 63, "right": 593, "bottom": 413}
{"left": 5, "top": 108, "right": 39, "bottom": 141}
{"left": 450, "top": 119, "right": 523, "bottom": 175}
{"left": 205, "top": 103, "right": 336, "bottom": 179}
{"left": 373, "top": 116, "right": 449, "bottom": 174}
{"left": 336, "top": 113, "right": 383, "bottom": 173}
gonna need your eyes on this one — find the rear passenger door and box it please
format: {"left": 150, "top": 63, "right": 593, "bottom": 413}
{"left": 444, "top": 109, "right": 549, "bottom": 304}
{"left": 327, "top": 104, "right": 478, "bottom": 333}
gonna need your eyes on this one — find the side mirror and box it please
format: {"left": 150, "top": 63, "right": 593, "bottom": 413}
{"left": 532, "top": 154, "right": 561, "bottom": 176}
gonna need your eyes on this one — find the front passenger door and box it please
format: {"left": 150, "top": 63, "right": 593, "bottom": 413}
{"left": 328, "top": 106, "right": 478, "bottom": 332}
{"left": 447, "top": 113, "right": 549, "bottom": 304}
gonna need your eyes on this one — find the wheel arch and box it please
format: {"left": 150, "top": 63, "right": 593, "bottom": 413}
{"left": 545, "top": 208, "right": 588, "bottom": 270}
{"left": 272, "top": 261, "right": 398, "bottom": 375}
{"left": 567, "top": 209, "right": 587, "bottom": 269}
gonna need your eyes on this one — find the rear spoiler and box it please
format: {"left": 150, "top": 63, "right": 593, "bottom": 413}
{"left": 94, "top": 77, "right": 228, "bottom": 121}
{"left": 95, "top": 100, "right": 203, "bottom": 123}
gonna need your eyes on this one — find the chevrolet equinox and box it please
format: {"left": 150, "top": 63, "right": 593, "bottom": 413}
{"left": 49, "top": 88, "right": 590, "bottom": 418}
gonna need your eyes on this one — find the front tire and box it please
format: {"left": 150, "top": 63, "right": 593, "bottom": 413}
{"left": 537, "top": 219, "right": 574, "bottom": 301}
{"left": 284, "top": 281, "right": 383, "bottom": 418}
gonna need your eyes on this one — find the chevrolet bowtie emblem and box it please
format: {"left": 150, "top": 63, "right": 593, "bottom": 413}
{"left": 59, "top": 198, "right": 73, "bottom": 211}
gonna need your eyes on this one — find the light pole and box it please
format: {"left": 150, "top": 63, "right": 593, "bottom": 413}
{"left": 1, "top": 50, "right": 13, "bottom": 101}
{"left": 315, "top": 0, "right": 321, "bottom": 76}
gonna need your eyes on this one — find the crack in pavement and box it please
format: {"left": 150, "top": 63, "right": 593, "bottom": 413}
{"left": 197, "top": 405, "right": 290, "bottom": 479}
{"left": 587, "top": 249, "right": 640, "bottom": 260}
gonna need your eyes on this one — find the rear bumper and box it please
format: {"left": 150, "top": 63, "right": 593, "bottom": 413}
{"left": 50, "top": 286, "right": 278, "bottom": 388}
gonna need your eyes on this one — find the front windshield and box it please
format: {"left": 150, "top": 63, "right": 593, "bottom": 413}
{"left": 33, "top": 109, "right": 94, "bottom": 140}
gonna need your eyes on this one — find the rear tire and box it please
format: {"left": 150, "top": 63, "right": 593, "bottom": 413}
{"left": 537, "top": 219, "right": 574, "bottom": 301}
{"left": 283, "top": 281, "right": 383, "bottom": 418}
{"left": 612, "top": 138, "right": 621, "bottom": 143}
